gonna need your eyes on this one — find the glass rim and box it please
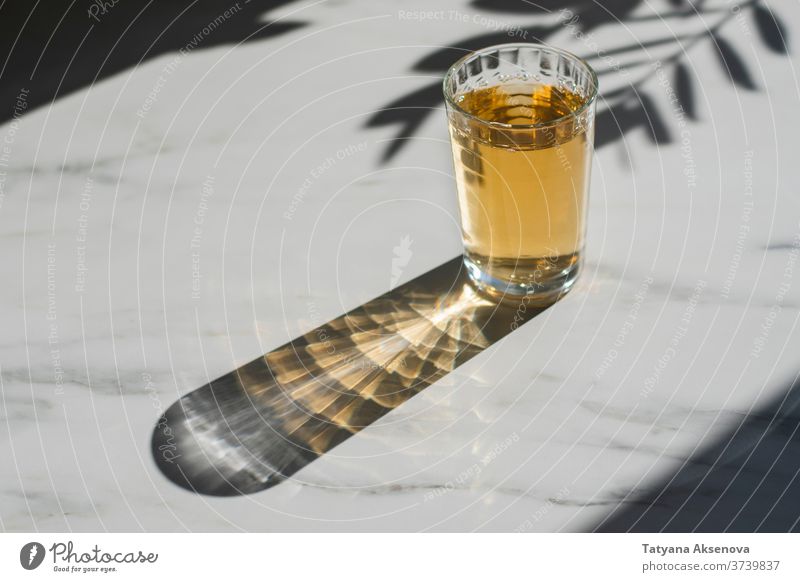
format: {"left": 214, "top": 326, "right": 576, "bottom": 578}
{"left": 442, "top": 42, "right": 599, "bottom": 131}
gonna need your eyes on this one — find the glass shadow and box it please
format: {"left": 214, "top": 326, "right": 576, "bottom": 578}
{"left": 152, "top": 257, "right": 554, "bottom": 496}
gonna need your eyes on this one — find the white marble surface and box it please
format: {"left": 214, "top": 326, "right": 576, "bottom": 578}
{"left": 2, "top": 0, "right": 800, "bottom": 531}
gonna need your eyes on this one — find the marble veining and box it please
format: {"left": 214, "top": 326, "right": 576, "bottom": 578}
{"left": 1, "top": 0, "right": 799, "bottom": 531}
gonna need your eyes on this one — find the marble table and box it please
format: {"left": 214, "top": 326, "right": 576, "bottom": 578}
{"left": 2, "top": 0, "right": 800, "bottom": 531}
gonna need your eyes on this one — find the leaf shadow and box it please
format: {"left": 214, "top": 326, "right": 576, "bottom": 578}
{"left": 366, "top": 0, "right": 791, "bottom": 161}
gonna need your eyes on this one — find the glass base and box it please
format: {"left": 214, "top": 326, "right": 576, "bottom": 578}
{"left": 463, "top": 251, "right": 581, "bottom": 305}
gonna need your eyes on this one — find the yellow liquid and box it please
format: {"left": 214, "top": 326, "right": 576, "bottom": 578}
{"left": 449, "top": 83, "right": 593, "bottom": 296}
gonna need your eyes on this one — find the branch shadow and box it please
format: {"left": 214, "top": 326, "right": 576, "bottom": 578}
{"left": 366, "top": 0, "right": 652, "bottom": 162}
{"left": 367, "top": 0, "right": 790, "bottom": 161}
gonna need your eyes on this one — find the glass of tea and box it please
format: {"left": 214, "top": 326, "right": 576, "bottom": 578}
{"left": 444, "top": 43, "right": 598, "bottom": 303}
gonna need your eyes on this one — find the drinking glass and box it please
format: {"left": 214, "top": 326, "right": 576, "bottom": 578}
{"left": 444, "top": 43, "right": 598, "bottom": 302}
